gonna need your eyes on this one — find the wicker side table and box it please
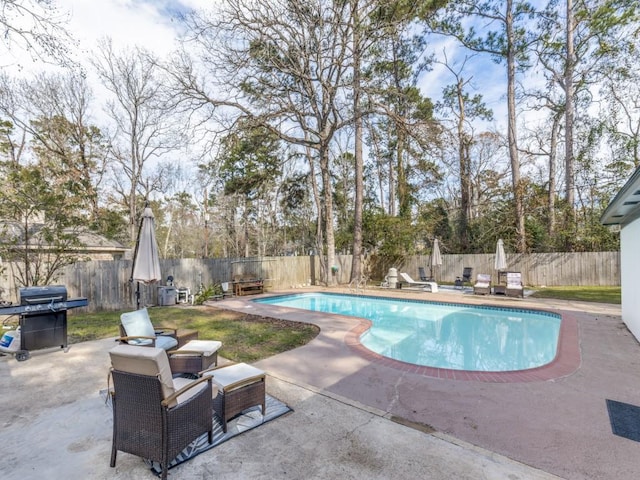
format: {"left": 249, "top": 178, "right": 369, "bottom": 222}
{"left": 493, "top": 285, "right": 507, "bottom": 295}
{"left": 206, "top": 363, "right": 266, "bottom": 432}
{"left": 169, "top": 340, "right": 222, "bottom": 374}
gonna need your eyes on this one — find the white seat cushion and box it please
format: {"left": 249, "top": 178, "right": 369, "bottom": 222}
{"left": 175, "top": 340, "right": 222, "bottom": 357}
{"left": 173, "top": 376, "right": 218, "bottom": 402}
{"left": 207, "top": 363, "right": 264, "bottom": 389}
{"left": 154, "top": 335, "right": 178, "bottom": 350}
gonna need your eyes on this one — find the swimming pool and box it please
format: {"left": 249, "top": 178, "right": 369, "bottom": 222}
{"left": 254, "top": 293, "right": 562, "bottom": 372}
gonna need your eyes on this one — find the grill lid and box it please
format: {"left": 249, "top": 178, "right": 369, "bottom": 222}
{"left": 19, "top": 285, "right": 68, "bottom": 305}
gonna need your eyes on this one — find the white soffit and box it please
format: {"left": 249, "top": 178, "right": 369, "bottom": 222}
{"left": 601, "top": 166, "right": 640, "bottom": 227}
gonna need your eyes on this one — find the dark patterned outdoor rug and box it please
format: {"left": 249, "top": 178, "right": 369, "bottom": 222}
{"left": 146, "top": 394, "right": 291, "bottom": 475}
{"left": 606, "top": 399, "right": 640, "bottom": 442}
{"left": 101, "top": 389, "right": 292, "bottom": 475}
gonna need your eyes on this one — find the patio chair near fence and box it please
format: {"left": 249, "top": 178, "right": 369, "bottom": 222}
{"left": 418, "top": 266, "right": 429, "bottom": 281}
{"left": 462, "top": 267, "right": 473, "bottom": 285}
{"left": 473, "top": 274, "right": 492, "bottom": 295}
{"left": 221, "top": 282, "right": 234, "bottom": 298}
{"left": 506, "top": 272, "right": 524, "bottom": 298}
{"left": 455, "top": 267, "right": 474, "bottom": 289}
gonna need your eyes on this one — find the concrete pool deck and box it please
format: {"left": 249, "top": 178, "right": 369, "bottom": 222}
{"left": 0, "top": 287, "right": 634, "bottom": 479}
{"left": 216, "top": 287, "right": 638, "bottom": 480}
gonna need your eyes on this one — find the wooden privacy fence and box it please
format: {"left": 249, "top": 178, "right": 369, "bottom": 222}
{"left": 0, "top": 252, "right": 620, "bottom": 312}
{"left": 400, "top": 251, "right": 620, "bottom": 288}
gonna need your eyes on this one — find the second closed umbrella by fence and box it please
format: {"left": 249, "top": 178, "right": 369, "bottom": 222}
{"left": 131, "top": 206, "right": 162, "bottom": 309}
{"left": 430, "top": 238, "right": 443, "bottom": 280}
{"left": 495, "top": 239, "right": 507, "bottom": 271}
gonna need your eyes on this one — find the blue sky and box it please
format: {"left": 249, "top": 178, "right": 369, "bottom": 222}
{"left": 8, "top": 0, "right": 517, "bottom": 147}
{"left": 8, "top": 0, "right": 508, "bottom": 131}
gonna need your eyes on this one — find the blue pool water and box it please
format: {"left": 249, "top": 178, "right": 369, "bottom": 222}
{"left": 254, "top": 293, "right": 561, "bottom": 372}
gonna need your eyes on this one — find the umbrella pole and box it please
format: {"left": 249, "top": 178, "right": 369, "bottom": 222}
{"left": 130, "top": 201, "right": 148, "bottom": 310}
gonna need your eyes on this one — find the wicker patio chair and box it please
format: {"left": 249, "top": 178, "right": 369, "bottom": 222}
{"left": 473, "top": 274, "right": 492, "bottom": 295}
{"left": 505, "top": 272, "right": 524, "bottom": 298}
{"left": 109, "top": 344, "right": 216, "bottom": 480}
{"left": 117, "top": 307, "right": 179, "bottom": 351}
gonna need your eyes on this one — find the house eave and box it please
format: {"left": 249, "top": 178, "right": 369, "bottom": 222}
{"left": 600, "top": 165, "right": 640, "bottom": 227}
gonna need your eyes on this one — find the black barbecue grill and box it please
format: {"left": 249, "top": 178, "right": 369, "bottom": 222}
{"left": 19, "top": 285, "right": 70, "bottom": 352}
{"left": 0, "top": 285, "right": 88, "bottom": 359}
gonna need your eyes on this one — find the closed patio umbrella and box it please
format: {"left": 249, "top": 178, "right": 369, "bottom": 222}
{"left": 494, "top": 239, "right": 507, "bottom": 271}
{"left": 430, "top": 238, "right": 443, "bottom": 280}
{"left": 131, "top": 205, "right": 162, "bottom": 309}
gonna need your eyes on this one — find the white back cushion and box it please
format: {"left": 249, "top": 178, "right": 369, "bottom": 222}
{"left": 110, "top": 344, "right": 175, "bottom": 402}
{"left": 121, "top": 308, "right": 155, "bottom": 344}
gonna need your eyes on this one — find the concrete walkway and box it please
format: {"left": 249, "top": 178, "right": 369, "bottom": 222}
{"left": 0, "top": 288, "right": 634, "bottom": 479}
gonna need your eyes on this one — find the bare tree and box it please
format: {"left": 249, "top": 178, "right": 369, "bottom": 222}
{"left": 0, "top": 72, "right": 107, "bottom": 219}
{"left": 0, "top": 0, "right": 76, "bottom": 68}
{"left": 436, "top": 53, "right": 493, "bottom": 252}
{"left": 165, "top": 0, "right": 358, "bottom": 285}
{"left": 92, "top": 39, "right": 184, "bottom": 243}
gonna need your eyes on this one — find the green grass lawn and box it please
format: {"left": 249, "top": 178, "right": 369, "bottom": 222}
{"left": 67, "top": 305, "right": 319, "bottom": 363}
{"left": 529, "top": 286, "right": 621, "bottom": 304}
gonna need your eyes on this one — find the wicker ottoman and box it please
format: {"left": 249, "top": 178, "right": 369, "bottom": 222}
{"left": 206, "top": 363, "right": 266, "bottom": 432}
{"left": 169, "top": 340, "right": 222, "bottom": 374}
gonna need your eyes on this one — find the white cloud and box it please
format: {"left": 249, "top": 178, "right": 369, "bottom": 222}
{"left": 1, "top": 0, "right": 216, "bottom": 73}
{"left": 63, "top": 0, "right": 184, "bottom": 57}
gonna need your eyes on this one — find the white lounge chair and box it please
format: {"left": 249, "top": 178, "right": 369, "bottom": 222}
{"left": 399, "top": 273, "right": 438, "bottom": 292}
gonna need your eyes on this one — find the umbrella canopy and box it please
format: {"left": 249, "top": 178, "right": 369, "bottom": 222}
{"left": 494, "top": 239, "right": 507, "bottom": 271}
{"left": 429, "top": 238, "right": 443, "bottom": 280}
{"left": 131, "top": 206, "right": 162, "bottom": 285}
{"left": 430, "top": 238, "right": 443, "bottom": 268}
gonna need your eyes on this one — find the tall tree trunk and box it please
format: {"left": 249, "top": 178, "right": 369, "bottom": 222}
{"left": 366, "top": 120, "right": 386, "bottom": 212}
{"left": 350, "top": 0, "right": 363, "bottom": 283}
{"left": 548, "top": 114, "right": 561, "bottom": 239}
{"left": 305, "top": 137, "right": 323, "bottom": 254}
{"left": 243, "top": 200, "right": 250, "bottom": 257}
{"left": 389, "top": 138, "right": 396, "bottom": 216}
{"left": 456, "top": 78, "right": 471, "bottom": 251}
{"left": 396, "top": 129, "right": 409, "bottom": 217}
{"left": 506, "top": 0, "right": 526, "bottom": 253}
{"left": 564, "top": 0, "right": 576, "bottom": 243}
{"left": 319, "top": 145, "right": 336, "bottom": 286}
